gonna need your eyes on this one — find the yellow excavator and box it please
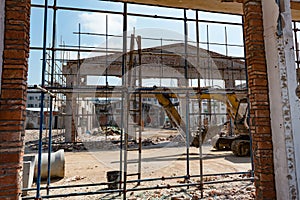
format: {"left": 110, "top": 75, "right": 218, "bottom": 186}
{"left": 152, "top": 87, "right": 250, "bottom": 157}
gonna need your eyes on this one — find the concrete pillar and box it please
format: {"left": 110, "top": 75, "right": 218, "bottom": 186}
{"left": 178, "top": 78, "right": 188, "bottom": 125}
{"left": 262, "top": 0, "right": 300, "bottom": 199}
{"left": 64, "top": 66, "right": 78, "bottom": 142}
{"left": 224, "top": 79, "right": 235, "bottom": 89}
{"left": 0, "top": 0, "right": 30, "bottom": 199}
{"left": 65, "top": 93, "right": 73, "bottom": 142}
{"left": 81, "top": 106, "right": 87, "bottom": 134}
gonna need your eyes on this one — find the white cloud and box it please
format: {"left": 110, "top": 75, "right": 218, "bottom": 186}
{"left": 78, "top": 13, "right": 136, "bottom": 35}
{"left": 77, "top": 13, "right": 137, "bottom": 58}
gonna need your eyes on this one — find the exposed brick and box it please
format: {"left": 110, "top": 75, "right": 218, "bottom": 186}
{"left": 0, "top": 123, "right": 24, "bottom": 131}
{"left": 1, "top": 89, "right": 24, "bottom": 99}
{"left": 0, "top": 110, "right": 24, "bottom": 121}
{"left": 254, "top": 109, "right": 270, "bottom": 118}
{"left": 5, "top": 10, "right": 27, "bottom": 21}
{"left": 4, "top": 30, "right": 26, "bottom": 40}
{"left": 0, "top": 0, "right": 30, "bottom": 199}
{"left": 0, "top": 132, "right": 22, "bottom": 141}
{"left": 243, "top": 0, "right": 276, "bottom": 199}
{"left": 256, "top": 141, "right": 273, "bottom": 150}
{"left": 3, "top": 49, "right": 26, "bottom": 59}
{"left": 0, "top": 153, "right": 21, "bottom": 164}
{"left": 0, "top": 141, "right": 24, "bottom": 150}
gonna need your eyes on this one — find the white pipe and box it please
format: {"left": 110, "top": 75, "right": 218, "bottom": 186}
{"left": 34, "top": 149, "right": 65, "bottom": 179}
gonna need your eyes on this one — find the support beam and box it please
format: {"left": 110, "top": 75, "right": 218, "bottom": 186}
{"left": 262, "top": 0, "right": 300, "bottom": 199}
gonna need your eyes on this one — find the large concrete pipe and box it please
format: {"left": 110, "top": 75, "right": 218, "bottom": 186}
{"left": 34, "top": 149, "right": 65, "bottom": 179}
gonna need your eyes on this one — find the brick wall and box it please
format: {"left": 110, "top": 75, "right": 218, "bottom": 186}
{"left": 242, "top": 0, "right": 276, "bottom": 199}
{"left": 0, "top": 0, "right": 30, "bottom": 199}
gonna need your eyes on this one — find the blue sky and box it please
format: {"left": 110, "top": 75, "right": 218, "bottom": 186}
{"left": 29, "top": 0, "right": 244, "bottom": 85}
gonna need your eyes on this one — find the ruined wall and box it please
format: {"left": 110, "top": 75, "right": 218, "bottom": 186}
{"left": 243, "top": 0, "right": 276, "bottom": 199}
{"left": 0, "top": 0, "right": 30, "bottom": 199}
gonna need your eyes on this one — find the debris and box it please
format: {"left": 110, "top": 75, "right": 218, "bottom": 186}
{"left": 65, "top": 175, "right": 86, "bottom": 182}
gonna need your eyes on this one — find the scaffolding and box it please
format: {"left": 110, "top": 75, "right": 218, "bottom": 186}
{"left": 24, "top": 0, "right": 254, "bottom": 199}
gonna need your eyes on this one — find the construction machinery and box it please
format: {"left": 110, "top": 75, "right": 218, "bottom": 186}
{"left": 152, "top": 87, "right": 250, "bottom": 157}
{"left": 209, "top": 97, "right": 250, "bottom": 156}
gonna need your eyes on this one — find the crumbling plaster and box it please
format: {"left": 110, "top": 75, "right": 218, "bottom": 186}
{"left": 262, "top": 0, "right": 300, "bottom": 199}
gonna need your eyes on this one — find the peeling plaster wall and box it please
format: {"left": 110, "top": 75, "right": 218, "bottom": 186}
{"left": 262, "top": 0, "right": 300, "bottom": 199}
{"left": 0, "top": 0, "right": 4, "bottom": 94}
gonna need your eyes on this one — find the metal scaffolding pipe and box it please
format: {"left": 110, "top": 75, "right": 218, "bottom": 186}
{"left": 27, "top": 1, "right": 252, "bottom": 198}
{"left": 31, "top": 3, "right": 243, "bottom": 26}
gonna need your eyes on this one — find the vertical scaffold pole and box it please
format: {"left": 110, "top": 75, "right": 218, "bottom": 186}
{"left": 121, "top": 2, "right": 128, "bottom": 199}
{"left": 36, "top": 0, "right": 48, "bottom": 198}
{"left": 137, "top": 35, "right": 142, "bottom": 184}
{"left": 46, "top": 0, "right": 57, "bottom": 195}
{"left": 196, "top": 10, "right": 204, "bottom": 199}
{"left": 183, "top": 9, "right": 190, "bottom": 183}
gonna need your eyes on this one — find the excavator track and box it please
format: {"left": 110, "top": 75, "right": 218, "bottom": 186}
{"left": 231, "top": 139, "right": 250, "bottom": 157}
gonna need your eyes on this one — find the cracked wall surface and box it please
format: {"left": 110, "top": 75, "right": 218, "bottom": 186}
{"left": 262, "top": 0, "right": 300, "bottom": 199}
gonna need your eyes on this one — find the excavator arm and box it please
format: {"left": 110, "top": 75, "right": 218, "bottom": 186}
{"left": 152, "top": 87, "right": 248, "bottom": 146}
{"left": 154, "top": 92, "right": 190, "bottom": 142}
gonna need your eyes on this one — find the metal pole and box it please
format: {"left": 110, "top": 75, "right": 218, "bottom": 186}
{"left": 46, "top": 0, "right": 57, "bottom": 195}
{"left": 36, "top": 0, "right": 48, "bottom": 198}
{"left": 225, "top": 26, "right": 228, "bottom": 57}
{"left": 23, "top": 175, "right": 254, "bottom": 200}
{"left": 75, "top": 23, "right": 81, "bottom": 142}
{"left": 105, "top": 15, "right": 109, "bottom": 140}
{"left": 293, "top": 22, "right": 300, "bottom": 71}
{"left": 121, "top": 3, "right": 128, "bottom": 199}
{"left": 183, "top": 9, "right": 190, "bottom": 182}
{"left": 196, "top": 10, "right": 204, "bottom": 199}
{"left": 206, "top": 25, "right": 210, "bottom": 87}
{"left": 137, "top": 35, "right": 142, "bottom": 184}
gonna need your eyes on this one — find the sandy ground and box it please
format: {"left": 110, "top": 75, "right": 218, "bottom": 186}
{"left": 23, "top": 128, "right": 254, "bottom": 199}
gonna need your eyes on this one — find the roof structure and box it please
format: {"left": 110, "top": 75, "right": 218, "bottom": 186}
{"left": 64, "top": 43, "right": 245, "bottom": 81}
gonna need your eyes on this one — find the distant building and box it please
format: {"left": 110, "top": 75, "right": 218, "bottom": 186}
{"left": 26, "top": 93, "right": 50, "bottom": 108}
{"left": 25, "top": 93, "right": 64, "bottom": 129}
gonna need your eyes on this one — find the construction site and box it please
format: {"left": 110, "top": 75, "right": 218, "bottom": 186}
{"left": 1, "top": 0, "right": 300, "bottom": 199}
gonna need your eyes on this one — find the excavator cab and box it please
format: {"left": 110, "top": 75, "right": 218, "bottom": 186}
{"left": 234, "top": 98, "right": 249, "bottom": 135}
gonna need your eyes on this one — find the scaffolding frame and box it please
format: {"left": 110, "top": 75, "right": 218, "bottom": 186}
{"left": 24, "top": 1, "right": 254, "bottom": 199}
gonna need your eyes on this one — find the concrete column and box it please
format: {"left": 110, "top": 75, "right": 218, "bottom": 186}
{"left": 81, "top": 106, "right": 87, "bottom": 134}
{"left": 178, "top": 78, "right": 188, "bottom": 125}
{"left": 65, "top": 67, "right": 77, "bottom": 142}
{"left": 262, "top": 0, "right": 300, "bottom": 199}
{"left": 65, "top": 93, "right": 73, "bottom": 142}
{"left": 224, "top": 79, "right": 235, "bottom": 89}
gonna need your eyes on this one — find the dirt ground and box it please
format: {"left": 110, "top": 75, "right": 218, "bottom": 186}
{"left": 24, "top": 128, "right": 254, "bottom": 199}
